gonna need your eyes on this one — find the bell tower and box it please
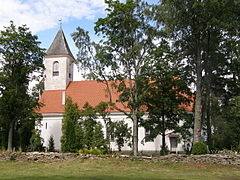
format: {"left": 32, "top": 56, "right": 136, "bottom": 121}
{"left": 44, "top": 29, "right": 74, "bottom": 90}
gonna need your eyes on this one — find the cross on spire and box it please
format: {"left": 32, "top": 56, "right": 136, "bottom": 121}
{"left": 58, "top": 18, "right": 62, "bottom": 29}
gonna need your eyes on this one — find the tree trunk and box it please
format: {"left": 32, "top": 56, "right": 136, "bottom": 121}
{"left": 7, "top": 121, "right": 14, "bottom": 151}
{"left": 193, "top": 43, "right": 202, "bottom": 143}
{"left": 205, "top": 31, "right": 212, "bottom": 148}
{"left": 161, "top": 131, "right": 166, "bottom": 155}
{"left": 206, "top": 92, "right": 212, "bottom": 147}
{"left": 132, "top": 111, "right": 138, "bottom": 156}
{"left": 161, "top": 115, "right": 166, "bottom": 155}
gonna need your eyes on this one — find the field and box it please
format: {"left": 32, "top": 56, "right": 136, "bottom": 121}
{"left": 0, "top": 158, "right": 240, "bottom": 180}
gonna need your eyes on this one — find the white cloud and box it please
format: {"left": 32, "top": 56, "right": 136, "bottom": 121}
{"left": 0, "top": 0, "right": 106, "bottom": 33}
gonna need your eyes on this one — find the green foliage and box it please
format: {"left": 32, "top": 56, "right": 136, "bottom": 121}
{"left": 141, "top": 52, "right": 192, "bottom": 155}
{"left": 157, "top": 0, "right": 240, "bottom": 145}
{"left": 61, "top": 97, "right": 82, "bottom": 153}
{"left": 29, "top": 129, "right": 43, "bottom": 152}
{"left": 192, "top": 142, "right": 208, "bottom": 155}
{"left": 48, "top": 135, "right": 55, "bottom": 152}
{"left": 211, "top": 96, "right": 240, "bottom": 150}
{"left": 95, "top": 101, "right": 114, "bottom": 149}
{"left": 233, "top": 146, "right": 240, "bottom": 154}
{"left": 78, "top": 148, "right": 104, "bottom": 155}
{"left": 92, "top": 123, "right": 107, "bottom": 149}
{"left": 80, "top": 103, "right": 97, "bottom": 149}
{"left": 110, "top": 120, "right": 132, "bottom": 152}
{"left": 72, "top": 0, "right": 159, "bottom": 156}
{"left": 0, "top": 21, "right": 44, "bottom": 151}
{"left": 80, "top": 103, "right": 106, "bottom": 150}
{"left": 61, "top": 101, "right": 108, "bottom": 153}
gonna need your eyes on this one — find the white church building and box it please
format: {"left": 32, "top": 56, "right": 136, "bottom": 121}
{"left": 38, "top": 29, "right": 191, "bottom": 153}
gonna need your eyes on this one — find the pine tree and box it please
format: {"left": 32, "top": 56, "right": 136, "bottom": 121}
{"left": 92, "top": 123, "right": 106, "bottom": 149}
{"left": 61, "top": 97, "right": 80, "bottom": 153}
{"left": 48, "top": 135, "right": 55, "bottom": 152}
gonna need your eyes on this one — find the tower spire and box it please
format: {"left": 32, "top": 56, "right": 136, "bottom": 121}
{"left": 46, "top": 28, "right": 74, "bottom": 59}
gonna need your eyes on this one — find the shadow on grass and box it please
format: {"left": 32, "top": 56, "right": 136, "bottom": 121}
{"left": 2, "top": 175, "right": 183, "bottom": 180}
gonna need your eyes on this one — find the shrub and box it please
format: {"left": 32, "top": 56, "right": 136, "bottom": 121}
{"left": 48, "top": 135, "right": 55, "bottom": 152}
{"left": 78, "top": 148, "right": 104, "bottom": 155}
{"left": 191, "top": 142, "right": 208, "bottom": 155}
{"left": 233, "top": 146, "right": 240, "bottom": 154}
{"left": 29, "top": 129, "right": 43, "bottom": 152}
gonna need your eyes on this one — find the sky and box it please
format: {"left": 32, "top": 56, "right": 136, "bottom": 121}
{"left": 0, "top": 0, "right": 108, "bottom": 57}
{"left": 0, "top": 0, "right": 157, "bottom": 80}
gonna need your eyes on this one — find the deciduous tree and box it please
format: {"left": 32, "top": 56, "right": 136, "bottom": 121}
{"left": 0, "top": 21, "right": 44, "bottom": 151}
{"left": 72, "top": 0, "right": 158, "bottom": 156}
{"left": 141, "top": 46, "right": 192, "bottom": 155}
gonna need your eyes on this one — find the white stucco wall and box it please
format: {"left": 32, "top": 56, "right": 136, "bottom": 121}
{"left": 39, "top": 113, "right": 63, "bottom": 150}
{"left": 40, "top": 112, "right": 187, "bottom": 153}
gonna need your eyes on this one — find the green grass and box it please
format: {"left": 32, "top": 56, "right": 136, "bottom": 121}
{"left": 0, "top": 158, "right": 239, "bottom": 180}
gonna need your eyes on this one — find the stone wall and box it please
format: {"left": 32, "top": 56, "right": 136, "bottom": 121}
{"left": 1, "top": 152, "right": 240, "bottom": 165}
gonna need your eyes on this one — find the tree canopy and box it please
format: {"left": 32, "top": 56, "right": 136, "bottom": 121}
{"left": 0, "top": 21, "right": 44, "bottom": 151}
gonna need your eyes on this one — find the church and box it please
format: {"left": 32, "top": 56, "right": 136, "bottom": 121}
{"left": 38, "top": 29, "right": 190, "bottom": 153}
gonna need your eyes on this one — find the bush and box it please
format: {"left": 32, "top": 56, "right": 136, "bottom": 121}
{"left": 48, "top": 135, "right": 55, "bottom": 152}
{"left": 191, "top": 142, "right": 208, "bottom": 155}
{"left": 78, "top": 148, "right": 104, "bottom": 155}
{"left": 233, "top": 146, "right": 240, "bottom": 154}
{"left": 29, "top": 129, "right": 44, "bottom": 152}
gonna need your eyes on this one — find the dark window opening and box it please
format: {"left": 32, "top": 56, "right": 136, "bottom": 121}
{"left": 53, "top": 61, "right": 59, "bottom": 76}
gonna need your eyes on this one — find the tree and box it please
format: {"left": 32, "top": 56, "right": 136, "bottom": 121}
{"left": 79, "top": 103, "right": 97, "bottom": 149}
{"left": 211, "top": 96, "right": 240, "bottom": 150}
{"left": 141, "top": 47, "right": 192, "bottom": 155}
{"left": 92, "top": 123, "right": 106, "bottom": 150}
{"left": 72, "top": 0, "right": 158, "bottom": 156}
{"left": 156, "top": 0, "right": 240, "bottom": 144}
{"left": 29, "top": 129, "right": 43, "bottom": 152}
{"left": 111, "top": 120, "right": 132, "bottom": 152}
{"left": 48, "top": 135, "right": 55, "bottom": 152}
{"left": 61, "top": 97, "right": 82, "bottom": 152}
{"left": 79, "top": 102, "right": 106, "bottom": 150}
{"left": 0, "top": 21, "right": 44, "bottom": 151}
{"left": 95, "top": 101, "right": 114, "bottom": 149}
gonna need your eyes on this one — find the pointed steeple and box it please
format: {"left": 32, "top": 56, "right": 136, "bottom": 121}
{"left": 46, "top": 29, "right": 74, "bottom": 59}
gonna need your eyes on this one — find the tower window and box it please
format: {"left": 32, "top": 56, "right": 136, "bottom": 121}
{"left": 53, "top": 61, "right": 59, "bottom": 76}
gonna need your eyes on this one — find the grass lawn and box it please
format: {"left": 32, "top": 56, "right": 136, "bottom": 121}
{"left": 0, "top": 158, "right": 239, "bottom": 180}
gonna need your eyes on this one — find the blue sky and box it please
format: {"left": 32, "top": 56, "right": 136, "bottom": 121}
{"left": 0, "top": 0, "right": 158, "bottom": 59}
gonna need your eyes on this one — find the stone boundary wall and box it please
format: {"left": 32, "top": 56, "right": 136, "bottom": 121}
{"left": 1, "top": 152, "right": 240, "bottom": 165}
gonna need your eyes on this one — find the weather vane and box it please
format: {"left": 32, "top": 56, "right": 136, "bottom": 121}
{"left": 58, "top": 18, "right": 62, "bottom": 29}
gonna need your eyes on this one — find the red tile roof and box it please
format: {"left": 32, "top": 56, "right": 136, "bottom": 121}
{"left": 38, "top": 80, "right": 193, "bottom": 114}
{"left": 38, "top": 81, "right": 128, "bottom": 113}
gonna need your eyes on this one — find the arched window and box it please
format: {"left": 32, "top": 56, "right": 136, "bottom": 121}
{"left": 53, "top": 61, "right": 59, "bottom": 76}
